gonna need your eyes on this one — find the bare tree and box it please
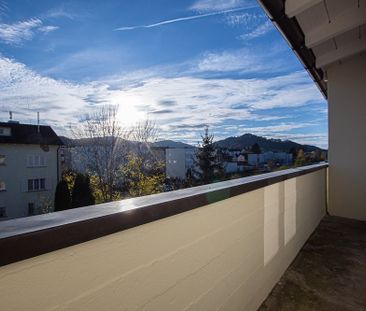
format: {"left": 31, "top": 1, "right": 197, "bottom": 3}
{"left": 132, "top": 118, "right": 158, "bottom": 144}
{"left": 132, "top": 118, "right": 159, "bottom": 161}
{"left": 121, "top": 118, "right": 165, "bottom": 196}
{"left": 72, "top": 105, "right": 130, "bottom": 202}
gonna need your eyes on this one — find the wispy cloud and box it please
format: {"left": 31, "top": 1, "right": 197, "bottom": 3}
{"left": 224, "top": 12, "right": 263, "bottom": 27}
{"left": 0, "top": 56, "right": 326, "bottom": 147}
{"left": 0, "top": 0, "right": 8, "bottom": 19}
{"left": 190, "top": 0, "right": 255, "bottom": 12}
{"left": 0, "top": 18, "right": 58, "bottom": 45}
{"left": 115, "top": 7, "right": 249, "bottom": 31}
{"left": 240, "top": 20, "right": 273, "bottom": 40}
{"left": 44, "top": 5, "right": 76, "bottom": 20}
{"left": 38, "top": 25, "right": 59, "bottom": 33}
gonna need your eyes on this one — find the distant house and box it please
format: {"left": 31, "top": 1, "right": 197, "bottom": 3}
{"left": 165, "top": 148, "right": 196, "bottom": 179}
{"left": 247, "top": 152, "right": 293, "bottom": 167}
{"left": 0, "top": 121, "right": 63, "bottom": 220}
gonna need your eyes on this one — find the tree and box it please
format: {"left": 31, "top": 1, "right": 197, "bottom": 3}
{"left": 54, "top": 180, "right": 71, "bottom": 211}
{"left": 71, "top": 174, "right": 95, "bottom": 208}
{"left": 132, "top": 118, "right": 160, "bottom": 166}
{"left": 289, "top": 147, "right": 298, "bottom": 160}
{"left": 122, "top": 119, "right": 165, "bottom": 197}
{"left": 121, "top": 155, "right": 164, "bottom": 197}
{"left": 251, "top": 143, "right": 261, "bottom": 154}
{"left": 71, "top": 105, "right": 130, "bottom": 202}
{"left": 194, "top": 127, "right": 223, "bottom": 184}
{"left": 294, "top": 149, "right": 306, "bottom": 167}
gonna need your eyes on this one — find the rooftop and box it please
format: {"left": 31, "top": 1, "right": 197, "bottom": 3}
{"left": 0, "top": 121, "right": 63, "bottom": 146}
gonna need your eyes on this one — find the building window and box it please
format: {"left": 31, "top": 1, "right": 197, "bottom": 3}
{"left": 28, "top": 203, "right": 35, "bottom": 216}
{"left": 0, "top": 181, "right": 6, "bottom": 191}
{"left": 0, "top": 207, "right": 6, "bottom": 218}
{"left": 0, "top": 155, "right": 5, "bottom": 165}
{"left": 27, "top": 155, "right": 46, "bottom": 167}
{"left": 27, "top": 179, "right": 46, "bottom": 191}
{"left": 0, "top": 127, "right": 11, "bottom": 136}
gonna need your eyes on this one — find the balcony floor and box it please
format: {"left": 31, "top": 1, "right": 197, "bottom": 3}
{"left": 259, "top": 216, "right": 366, "bottom": 311}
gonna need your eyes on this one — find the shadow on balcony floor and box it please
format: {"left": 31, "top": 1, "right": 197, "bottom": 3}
{"left": 259, "top": 216, "right": 366, "bottom": 311}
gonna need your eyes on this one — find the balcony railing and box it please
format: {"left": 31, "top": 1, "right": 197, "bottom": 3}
{"left": 0, "top": 163, "right": 327, "bottom": 311}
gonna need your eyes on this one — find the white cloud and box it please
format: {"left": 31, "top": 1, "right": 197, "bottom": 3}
{"left": 196, "top": 47, "right": 288, "bottom": 74}
{"left": 39, "top": 25, "right": 59, "bottom": 33}
{"left": 115, "top": 7, "right": 248, "bottom": 31}
{"left": 0, "top": 18, "right": 58, "bottom": 45}
{"left": 224, "top": 12, "right": 262, "bottom": 27}
{"left": 198, "top": 49, "right": 263, "bottom": 72}
{"left": 190, "top": 0, "right": 255, "bottom": 12}
{"left": 0, "top": 56, "right": 326, "bottom": 147}
{"left": 45, "top": 6, "right": 75, "bottom": 20}
{"left": 240, "top": 20, "right": 273, "bottom": 40}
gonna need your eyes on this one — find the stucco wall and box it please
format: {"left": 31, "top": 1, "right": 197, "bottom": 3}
{"left": 328, "top": 53, "right": 366, "bottom": 220}
{"left": 0, "top": 169, "right": 326, "bottom": 311}
{"left": 0, "top": 144, "right": 59, "bottom": 219}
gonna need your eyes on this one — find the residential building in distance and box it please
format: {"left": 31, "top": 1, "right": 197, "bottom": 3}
{"left": 165, "top": 148, "right": 196, "bottom": 179}
{"left": 247, "top": 152, "right": 293, "bottom": 167}
{"left": 0, "top": 121, "right": 63, "bottom": 220}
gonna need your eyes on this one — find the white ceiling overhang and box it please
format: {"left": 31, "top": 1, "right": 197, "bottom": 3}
{"left": 259, "top": 0, "right": 366, "bottom": 98}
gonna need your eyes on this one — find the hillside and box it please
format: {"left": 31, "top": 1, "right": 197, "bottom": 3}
{"left": 215, "top": 133, "right": 324, "bottom": 152}
{"left": 152, "top": 140, "right": 194, "bottom": 149}
{"left": 60, "top": 134, "right": 323, "bottom": 153}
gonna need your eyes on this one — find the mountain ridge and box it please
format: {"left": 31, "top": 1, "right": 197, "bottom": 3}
{"left": 214, "top": 133, "right": 324, "bottom": 152}
{"left": 59, "top": 133, "right": 325, "bottom": 153}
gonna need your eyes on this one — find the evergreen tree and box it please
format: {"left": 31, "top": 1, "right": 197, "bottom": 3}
{"left": 251, "top": 143, "right": 261, "bottom": 154}
{"left": 194, "top": 127, "right": 223, "bottom": 184}
{"left": 294, "top": 149, "right": 306, "bottom": 167}
{"left": 54, "top": 180, "right": 71, "bottom": 212}
{"left": 71, "top": 174, "right": 95, "bottom": 208}
{"left": 289, "top": 147, "right": 298, "bottom": 162}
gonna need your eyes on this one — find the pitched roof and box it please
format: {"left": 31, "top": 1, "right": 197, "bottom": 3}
{"left": 0, "top": 122, "right": 63, "bottom": 146}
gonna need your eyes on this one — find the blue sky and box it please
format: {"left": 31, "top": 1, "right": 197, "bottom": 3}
{"left": 0, "top": 0, "right": 328, "bottom": 148}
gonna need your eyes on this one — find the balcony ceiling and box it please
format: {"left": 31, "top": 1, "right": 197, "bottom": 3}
{"left": 286, "top": 0, "right": 366, "bottom": 69}
{"left": 259, "top": 0, "right": 366, "bottom": 98}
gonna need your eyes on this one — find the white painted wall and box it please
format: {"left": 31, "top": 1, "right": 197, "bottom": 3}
{"left": 0, "top": 169, "right": 326, "bottom": 311}
{"left": 328, "top": 53, "right": 366, "bottom": 220}
{"left": 0, "top": 144, "right": 59, "bottom": 219}
{"left": 166, "top": 148, "right": 195, "bottom": 179}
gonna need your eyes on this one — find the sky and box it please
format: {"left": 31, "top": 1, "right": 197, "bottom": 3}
{"left": 0, "top": 0, "right": 328, "bottom": 148}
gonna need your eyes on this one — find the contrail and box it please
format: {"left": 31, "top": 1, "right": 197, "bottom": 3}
{"left": 114, "top": 7, "right": 254, "bottom": 31}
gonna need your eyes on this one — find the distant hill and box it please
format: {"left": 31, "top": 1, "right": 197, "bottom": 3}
{"left": 60, "top": 134, "right": 323, "bottom": 153}
{"left": 60, "top": 136, "right": 194, "bottom": 149}
{"left": 153, "top": 140, "right": 194, "bottom": 149}
{"left": 215, "top": 133, "right": 324, "bottom": 152}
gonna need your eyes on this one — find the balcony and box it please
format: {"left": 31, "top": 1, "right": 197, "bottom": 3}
{"left": 260, "top": 215, "right": 366, "bottom": 310}
{"left": 1, "top": 0, "right": 366, "bottom": 310}
{"left": 0, "top": 163, "right": 330, "bottom": 310}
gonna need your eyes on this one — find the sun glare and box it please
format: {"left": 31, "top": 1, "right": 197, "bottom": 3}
{"left": 115, "top": 94, "right": 149, "bottom": 126}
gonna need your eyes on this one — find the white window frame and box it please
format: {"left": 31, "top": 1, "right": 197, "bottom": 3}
{"left": 27, "top": 155, "right": 46, "bottom": 167}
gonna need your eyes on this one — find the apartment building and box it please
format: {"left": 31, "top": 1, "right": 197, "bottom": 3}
{"left": 0, "top": 121, "right": 63, "bottom": 219}
{"left": 165, "top": 148, "right": 196, "bottom": 179}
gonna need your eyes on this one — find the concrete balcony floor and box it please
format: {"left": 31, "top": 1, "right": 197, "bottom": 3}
{"left": 260, "top": 216, "right": 366, "bottom": 311}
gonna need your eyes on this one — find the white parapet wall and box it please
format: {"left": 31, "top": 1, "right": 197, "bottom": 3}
{"left": 0, "top": 169, "right": 326, "bottom": 311}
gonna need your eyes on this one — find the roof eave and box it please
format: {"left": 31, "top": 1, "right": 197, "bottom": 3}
{"left": 258, "top": 0, "right": 327, "bottom": 99}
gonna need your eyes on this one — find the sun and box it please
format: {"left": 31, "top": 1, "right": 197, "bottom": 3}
{"left": 114, "top": 94, "right": 149, "bottom": 127}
